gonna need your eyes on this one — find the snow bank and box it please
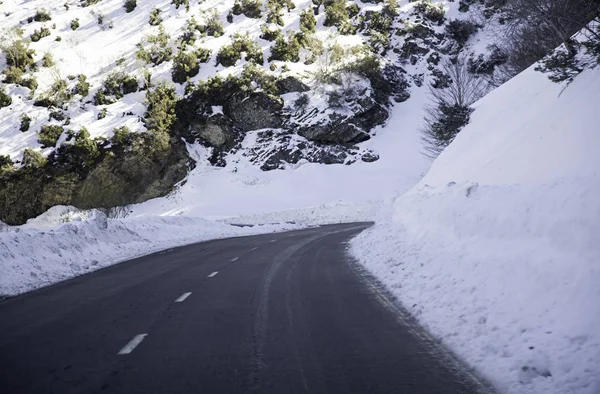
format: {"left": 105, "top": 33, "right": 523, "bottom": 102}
{"left": 351, "top": 66, "right": 600, "bottom": 394}
{"left": 0, "top": 207, "right": 299, "bottom": 297}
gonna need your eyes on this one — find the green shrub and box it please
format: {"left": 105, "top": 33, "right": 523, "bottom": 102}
{"left": 0, "top": 155, "right": 13, "bottom": 173}
{"left": 31, "top": 27, "right": 51, "bottom": 42}
{"left": 300, "top": 9, "right": 316, "bottom": 34}
{"left": 172, "top": 49, "right": 200, "bottom": 83}
{"left": 33, "top": 9, "right": 52, "bottom": 22}
{"left": 269, "top": 34, "right": 301, "bottom": 62}
{"left": 98, "top": 108, "right": 108, "bottom": 119}
{"left": 81, "top": 0, "right": 102, "bottom": 7}
{"left": 20, "top": 113, "right": 32, "bottom": 132}
{"left": 124, "top": 0, "right": 137, "bottom": 13}
{"left": 38, "top": 124, "right": 64, "bottom": 147}
{"left": 216, "top": 33, "right": 263, "bottom": 67}
{"left": 21, "top": 148, "right": 47, "bottom": 169}
{"left": 0, "top": 86, "right": 12, "bottom": 108}
{"left": 135, "top": 26, "right": 172, "bottom": 66}
{"left": 261, "top": 25, "right": 282, "bottom": 41}
{"left": 70, "top": 18, "right": 80, "bottom": 30}
{"left": 172, "top": 0, "right": 190, "bottom": 10}
{"left": 94, "top": 71, "right": 138, "bottom": 104}
{"left": 196, "top": 47, "right": 211, "bottom": 63}
{"left": 3, "top": 66, "right": 23, "bottom": 84}
{"left": 414, "top": 0, "right": 445, "bottom": 24}
{"left": 323, "top": 0, "right": 348, "bottom": 27}
{"left": 144, "top": 81, "right": 178, "bottom": 134}
{"left": 42, "top": 52, "right": 54, "bottom": 67}
{"left": 199, "top": 9, "right": 224, "bottom": 37}
{"left": 149, "top": 7, "right": 163, "bottom": 26}
{"left": 74, "top": 74, "right": 90, "bottom": 97}
{"left": 1, "top": 39, "right": 36, "bottom": 71}
{"left": 21, "top": 76, "right": 38, "bottom": 91}
{"left": 232, "top": 0, "right": 262, "bottom": 19}
{"left": 266, "top": 0, "right": 284, "bottom": 26}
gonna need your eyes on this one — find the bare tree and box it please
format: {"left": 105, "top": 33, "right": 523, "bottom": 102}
{"left": 421, "top": 57, "right": 487, "bottom": 158}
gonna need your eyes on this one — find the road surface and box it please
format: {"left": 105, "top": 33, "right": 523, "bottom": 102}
{"left": 0, "top": 223, "right": 491, "bottom": 393}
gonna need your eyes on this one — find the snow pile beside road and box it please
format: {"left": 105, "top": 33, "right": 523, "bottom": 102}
{"left": 0, "top": 208, "right": 298, "bottom": 297}
{"left": 351, "top": 66, "right": 600, "bottom": 394}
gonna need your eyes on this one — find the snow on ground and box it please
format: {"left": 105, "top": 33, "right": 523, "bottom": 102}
{"left": 0, "top": 206, "right": 302, "bottom": 297}
{"left": 351, "top": 65, "right": 600, "bottom": 394}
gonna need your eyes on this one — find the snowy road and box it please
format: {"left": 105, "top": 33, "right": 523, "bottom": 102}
{"left": 0, "top": 223, "right": 490, "bottom": 393}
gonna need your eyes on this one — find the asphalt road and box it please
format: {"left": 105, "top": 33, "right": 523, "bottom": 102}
{"left": 0, "top": 223, "right": 491, "bottom": 393}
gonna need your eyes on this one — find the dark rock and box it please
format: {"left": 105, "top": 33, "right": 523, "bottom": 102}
{"left": 276, "top": 76, "right": 310, "bottom": 94}
{"left": 400, "top": 41, "right": 430, "bottom": 60}
{"left": 298, "top": 121, "right": 370, "bottom": 144}
{"left": 361, "top": 151, "right": 379, "bottom": 162}
{"left": 189, "top": 114, "right": 238, "bottom": 149}
{"left": 224, "top": 92, "right": 284, "bottom": 132}
{"left": 352, "top": 104, "right": 389, "bottom": 131}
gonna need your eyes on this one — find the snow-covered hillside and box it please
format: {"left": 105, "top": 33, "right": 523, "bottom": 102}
{"left": 351, "top": 62, "right": 600, "bottom": 393}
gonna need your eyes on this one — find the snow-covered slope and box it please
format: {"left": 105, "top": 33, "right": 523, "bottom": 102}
{"left": 351, "top": 64, "right": 600, "bottom": 393}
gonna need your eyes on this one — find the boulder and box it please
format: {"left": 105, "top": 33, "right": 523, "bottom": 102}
{"left": 224, "top": 92, "right": 284, "bottom": 131}
{"left": 298, "top": 121, "right": 370, "bottom": 144}
{"left": 189, "top": 114, "right": 237, "bottom": 149}
{"left": 276, "top": 76, "right": 310, "bottom": 94}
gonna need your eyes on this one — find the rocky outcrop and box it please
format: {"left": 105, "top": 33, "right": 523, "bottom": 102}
{"left": 189, "top": 114, "right": 238, "bottom": 149}
{"left": 276, "top": 76, "right": 310, "bottom": 94}
{"left": 298, "top": 121, "right": 370, "bottom": 144}
{"left": 245, "top": 130, "right": 379, "bottom": 171}
{"left": 224, "top": 92, "right": 285, "bottom": 131}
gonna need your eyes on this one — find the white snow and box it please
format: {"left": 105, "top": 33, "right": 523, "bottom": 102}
{"left": 351, "top": 66, "right": 600, "bottom": 394}
{"left": 0, "top": 206, "right": 301, "bottom": 297}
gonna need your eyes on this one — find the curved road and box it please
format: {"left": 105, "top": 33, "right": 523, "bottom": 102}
{"left": 0, "top": 223, "right": 491, "bottom": 393}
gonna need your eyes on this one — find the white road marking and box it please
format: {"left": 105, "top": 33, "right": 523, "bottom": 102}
{"left": 207, "top": 271, "right": 219, "bottom": 278}
{"left": 251, "top": 247, "right": 258, "bottom": 251}
{"left": 175, "top": 292, "right": 192, "bottom": 303}
{"left": 270, "top": 239, "right": 277, "bottom": 243}
{"left": 118, "top": 334, "right": 148, "bottom": 355}
{"left": 230, "top": 257, "right": 239, "bottom": 262}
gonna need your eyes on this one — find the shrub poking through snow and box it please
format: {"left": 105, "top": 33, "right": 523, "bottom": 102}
{"left": 42, "top": 52, "right": 54, "bottom": 67}
{"left": 21, "top": 148, "right": 47, "bottom": 169}
{"left": 172, "top": 49, "right": 200, "bottom": 83}
{"left": 136, "top": 26, "right": 173, "bottom": 66}
{"left": 124, "top": 0, "right": 137, "bottom": 13}
{"left": 216, "top": 33, "right": 263, "bottom": 67}
{"left": 73, "top": 74, "right": 90, "bottom": 97}
{"left": 199, "top": 9, "right": 224, "bottom": 37}
{"left": 149, "top": 7, "right": 163, "bottom": 26}
{"left": 260, "top": 25, "right": 282, "bottom": 41}
{"left": 0, "top": 155, "right": 13, "bottom": 173}
{"left": 20, "top": 113, "right": 32, "bottom": 132}
{"left": 70, "top": 18, "right": 80, "bottom": 30}
{"left": 0, "top": 86, "right": 12, "bottom": 108}
{"left": 93, "top": 71, "right": 138, "bottom": 105}
{"left": 414, "top": 0, "right": 446, "bottom": 24}
{"left": 300, "top": 9, "right": 316, "bottom": 34}
{"left": 144, "top": 81, "right": 178, "bottom": 135}
{"left": 1, "top": 38, "right": 36, "bottom": 73}
{"left": 232, "top": 0, "right": 262, "bottom": 19}
{"left": 37, "top": 124, "right": 64, "bottom": 147}
{"left": 172, "top": 0, "right": 190, "bottom": 11}
{"left": 31, "top": 27, "right": 51, "bottom": 42}
{"left": 269, "top": 33, "right": 301, "bottom": 62}
{"left": 33, "top": 9, "right": 52, "bottom": 22}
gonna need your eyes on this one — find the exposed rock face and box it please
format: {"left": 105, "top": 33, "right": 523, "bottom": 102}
{"left": 245, "top": 130, "right": 379, "bottom": 171}
{"left": 224, "top": 93, "right": 285, "bottom": 132}
{"left": 0, "top": 137, "right": 190, "bottom": 225}
{"left": 298, "top": 121, "right": 370, "bottom": 144}
{"left": 276, "top": 76, "right": 310, "bottom": 94}
{"left": 189, "top": 114, "right": 237, "bottom": 149}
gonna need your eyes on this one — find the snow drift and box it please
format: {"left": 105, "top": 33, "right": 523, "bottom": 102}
{"left": 0, "top": 207, "right": 301, "bottom": 297}
{"left": 351, "top": 65, "right": 600, "bottom": 394}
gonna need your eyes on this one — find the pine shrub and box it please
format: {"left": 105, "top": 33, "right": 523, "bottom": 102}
{"left": 172, "top": 49, "right": 200, "bottom": 83}
{"left": 135, "top": 26, "right": 172, "bottom": 66}
{"left": 149, "top": 7, "right": 162, "bottom": 26}
{"left": 33, "top": 9, "right": 52, "bottom": 22}
{"left": 0, "top": 86, "right": 12, "bottom": 108}
{"left": 38, "top": 124, "right": 64, "bottom": 147}
{"left": 144, "top": 81, "right": 178, "bottom": 135}
{"left": 20, "top": 113, "right": 32, "bottom": 132}
{"left": 21, "top": 148, "right": 47, "bottom": 168}
{"left": 70, "top": 18, "right": 80, "bottom": 30}
{"left": 124, "top": 0, "right": 137, "bottom": 13}
{"left": 31, "top": 27, "right": 51, "bottom": 42}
